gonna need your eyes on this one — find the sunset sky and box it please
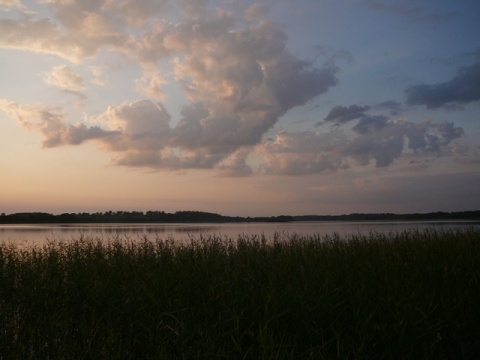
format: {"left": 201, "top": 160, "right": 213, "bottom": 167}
{"left": 1, "top": 0, "right": 479, "bottom": 216}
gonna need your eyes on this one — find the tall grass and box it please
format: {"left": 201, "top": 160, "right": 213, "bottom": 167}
{"left": 1, "top": 228, "right": 479, "bottom": 359}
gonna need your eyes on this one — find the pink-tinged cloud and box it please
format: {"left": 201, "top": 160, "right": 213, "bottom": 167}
{"left": 0, "top": 100, "right": 118, "bottom": 147}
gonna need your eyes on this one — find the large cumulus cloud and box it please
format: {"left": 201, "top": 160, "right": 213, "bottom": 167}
{"left": 0, "top": 1, "right": 338, "bottom": 174}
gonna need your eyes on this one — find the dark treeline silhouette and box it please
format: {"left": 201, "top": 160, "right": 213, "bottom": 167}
{"left": 0, "top": 211, "right": 294, "bottom": 224}
{"left": 293, "top": 211, "right": 480, "bottom": 222}
{"left": 0, "top": 210, "right": 479, "bottom": 224}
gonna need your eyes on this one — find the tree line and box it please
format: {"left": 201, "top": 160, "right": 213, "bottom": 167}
{"left": 293, "top": 211, "right": 480, "bottom": 222}
{"left": 0, "top": 210, "right": 479, "bottom": 224}
{"left": 0, "top": 211, "right": 294, "bottom": 224}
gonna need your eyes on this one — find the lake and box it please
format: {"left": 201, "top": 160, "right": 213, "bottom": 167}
{"left": 1, "top": 220, "right": 479, "bottom": 246}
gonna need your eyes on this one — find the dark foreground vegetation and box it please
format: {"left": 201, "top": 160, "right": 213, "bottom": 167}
{"left": 1, "top": 229, "right": 479, "bottom": 359}
{"left": 1, "top": 209, "right": 479, "bottom": 224}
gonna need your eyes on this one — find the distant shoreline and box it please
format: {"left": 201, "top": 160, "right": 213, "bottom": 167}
{"left": 1, "top": 210, "right": 479, "bottom": 224}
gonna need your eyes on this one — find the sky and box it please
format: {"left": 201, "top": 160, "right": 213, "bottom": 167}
{"left": 1, "top": 0, "right": 479, "bottom": 217}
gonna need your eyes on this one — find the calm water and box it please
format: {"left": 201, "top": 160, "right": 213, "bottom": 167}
{"left": 1, "top": 220, "right": 479, "bottom": 246}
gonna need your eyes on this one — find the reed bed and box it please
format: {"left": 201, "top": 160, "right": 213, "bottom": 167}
{"left": 0, "top": 228, "right": 479, "bottom": 359}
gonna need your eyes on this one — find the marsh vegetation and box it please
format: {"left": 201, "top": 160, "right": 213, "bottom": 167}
{"left": 1, "top": 229, "right": 479, "bottom": 359}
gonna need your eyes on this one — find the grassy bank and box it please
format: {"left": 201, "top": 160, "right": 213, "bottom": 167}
{"left": 1, "top": 229, "right": 479, "bottom": 359}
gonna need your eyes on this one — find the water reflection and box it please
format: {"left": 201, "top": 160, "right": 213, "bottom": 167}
{"left": 1, "top": 221, "right": 479, "bottom": 246}
{"left": 0, "top": 223, "right": 222, "bottom": 234}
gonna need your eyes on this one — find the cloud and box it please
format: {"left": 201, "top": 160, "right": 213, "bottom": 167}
{"left": 97, "top": 100, "right": 172, "bottom": 151}
{"left": 0, "top": 100, "right": 118, "bottom": 147}
{"left": 1, "top": 2, "right": 343, "bottom": 173}
{"left": 245, "top": 3, "right": 269, "bottom": 22}
{"left": 405, "top": 58, "right": 480, "bottom": 109}
{"left": 347, "top": 118, "right": 405, "bottom": 167}
{"left": 258, "top": 105, "right": 464, "bottom": 174}
{"left": 437, "top": 121, "right": 465, "bottom": 146}
{"left": 0, "top": 17, "right": 70, "bottom": 58}
{"left": 258, "top": 131, "right": 348, "bottom": 175}
{"left": 0, "top": 0, "right": 23, "bottom": 9}
{"left": 352, "top": 115, "right": 388, "bottom": 134}
{"left": 89, "top": 66, "right": 106, "bottom": 86}
{"left": 176, "top": 0, "right": 209, "bottom": 18}
{"left": 452, "top": 143, "right": 480, "bottom": 164}
{"left": 97, "top": 16, "right": 339, "bottom": 170}
{"left": 6, "top": 1, "right": 468, "bottom": 178}
{"left": 2, "top": 88, "right": 465, "bottom": 175}
{"left": 263, "top": 53, "right": 338, "bottom": 111}
{"left": 0, "top": 2, "right": 128, "bottom": 62}
{"left": 44, "top": 65, "right": 86, "bottom": 98}
{"left": 323, "top": 104, "right": 370, "bottom": 124}
{"left": 109, "top": 0, "right": 170, "bottom": 26}
{"left": 347, "top": 117, "right": 463, "bottom": 167}
{"left": 91, "top": 100, "right": 231, "bottom": 170}
{"left": 1, "top": 1, "right": 341, "bottom": 172}
{"left": 135, "top": 67, "right": 168, "bottom": 100}
{"left": 216, "top": 148, "right": 253, "bottom": 177}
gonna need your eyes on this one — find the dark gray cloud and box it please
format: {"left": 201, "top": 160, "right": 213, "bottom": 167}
{"left": 323, "top": 104, "right": 370, "bottom": 124}
{"left": 266, "top": 55, "right": 338, "bottom": 112}
{"left": 405, "top": 59, "right": 480, "bottom": 109}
